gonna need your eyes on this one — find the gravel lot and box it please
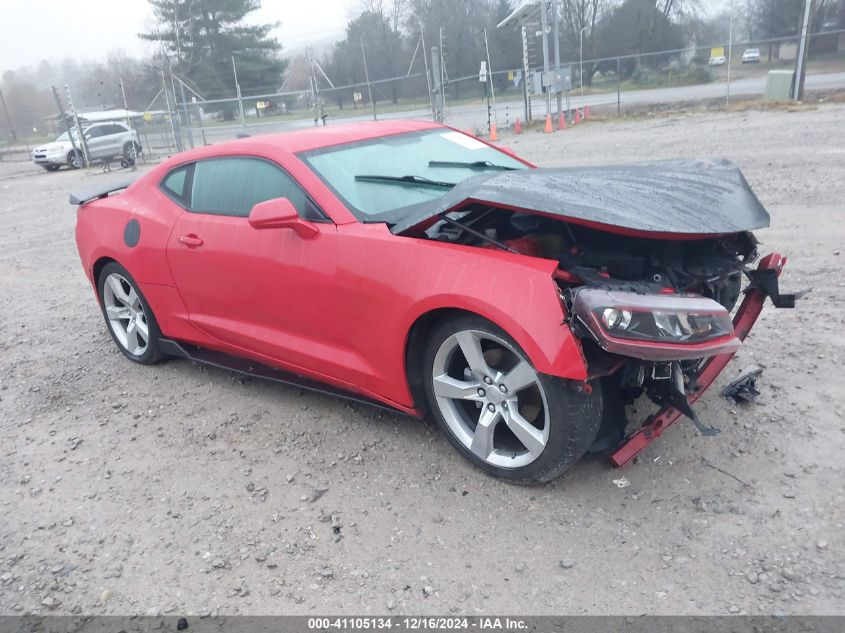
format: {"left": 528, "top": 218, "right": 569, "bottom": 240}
{"left": 0, "top": 104, "right": 843, "bottom": 617}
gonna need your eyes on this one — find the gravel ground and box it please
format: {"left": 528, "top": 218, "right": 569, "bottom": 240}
{"left": 0, "top": 104, "right": 843, "bottom": 617}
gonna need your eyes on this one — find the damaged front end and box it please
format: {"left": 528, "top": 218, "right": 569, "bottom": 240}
{"left": 563, "top": 252, "right": 795, "bottom": 466}
{"left": 395, "top": 159, "right": 799, "bottom": 465}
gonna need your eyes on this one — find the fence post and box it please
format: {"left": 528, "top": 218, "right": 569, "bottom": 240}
{"left": 232, "top": 56, "right": 246, "bottom": 127}
{"left": 431, "top": 46, "right": 444, "bottom": 123}
{"left": 177, "top": 79, "right": 195, "bottom": 149}
{"left": 162, "top": 73, "right": 181, "bottom": 153}
{"left": 521, "top": 26, "right": 530, "bottom": 123}
{"left": 616, "top": 57, "right": 621, "bottom": 114}
{"left": 360, "top": 38, "right": 377, "bottom": 121}
{"left": 119, "top": 77, "right": 138, "bottom": 169}
{"left": 0, "top": 88, "right": 17, "bottom": 144}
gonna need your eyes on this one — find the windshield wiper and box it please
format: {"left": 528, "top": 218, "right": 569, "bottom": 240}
{"left": 428, "top": 160, "right": 517, "bottom": 171}
{"left": 355, "top": 174, "right": 455, "bottom": 188}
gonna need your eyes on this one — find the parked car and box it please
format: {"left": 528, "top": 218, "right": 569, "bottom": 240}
{"left": 32, "top": 121, "right": 141, "bottom": 171}
{"left": 742, "top": 48, "right": 761, "bottom": 63}
{"left": 71, "top": 121, "right": 795, "bottom": 483}
{"left": 709, "top": 55, "right": 726, "bottom": 66}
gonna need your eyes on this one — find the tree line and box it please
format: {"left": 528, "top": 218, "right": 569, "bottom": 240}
{"left": 1, "top": 0, "right": 842, "bottom": 140}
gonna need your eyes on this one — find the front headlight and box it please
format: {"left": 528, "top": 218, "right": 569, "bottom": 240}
{"left": 572, "top": 288, "right": 740, "bottom": 361}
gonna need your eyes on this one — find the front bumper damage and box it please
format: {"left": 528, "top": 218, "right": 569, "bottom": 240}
{"left": 608, "top": 252, "right": 794, "bottom": 467}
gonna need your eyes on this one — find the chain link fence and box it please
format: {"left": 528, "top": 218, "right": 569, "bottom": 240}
{"left": 2, "top": 29, "right": 843, "bottom": 163}
{"left": 165, "top": 29, "right": 844, "bottom": 150}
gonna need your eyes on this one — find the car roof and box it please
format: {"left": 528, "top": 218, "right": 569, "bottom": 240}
{"left": 167, "top": 119, "right": 443, "bottom": 163}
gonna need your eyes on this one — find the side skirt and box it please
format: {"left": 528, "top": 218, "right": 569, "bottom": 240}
{"left": 159, "top": 339, "right": 414, "bottom": 417}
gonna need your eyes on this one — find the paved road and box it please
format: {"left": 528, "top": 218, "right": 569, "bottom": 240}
{"left": 191, "top": 71, "right": 845, "bottom": 142}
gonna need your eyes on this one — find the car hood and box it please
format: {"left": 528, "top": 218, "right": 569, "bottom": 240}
{"left": 35, "top": 141, "right": 72, "bottom": 152}
{"left": 389, "top": 159, "right": 770, "bottom": 237}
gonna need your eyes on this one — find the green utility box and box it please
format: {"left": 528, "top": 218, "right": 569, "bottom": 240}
{"left": 764, "top": 70, "right": 794, "bottom": 100}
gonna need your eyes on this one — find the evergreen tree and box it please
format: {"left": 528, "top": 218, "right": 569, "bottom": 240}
{"left": 140, "top": 0, "right": 287, "bottom": 100}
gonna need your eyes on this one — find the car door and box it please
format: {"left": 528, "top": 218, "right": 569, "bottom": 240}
{"left": 164, "top": 156, "right": 351, "bottom": 381}
{"left": 103, "top": 124, "right": 125, "bottom": 156}
{"left": 83, "top": 125, "right": 108, "bottom": 160}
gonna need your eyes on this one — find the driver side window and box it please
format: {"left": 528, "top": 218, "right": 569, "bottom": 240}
{"left": 186, "top": 157, "right": 325, "bottom": 220}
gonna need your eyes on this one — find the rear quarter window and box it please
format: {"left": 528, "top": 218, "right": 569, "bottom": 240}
{"left": 161, "top": 165, "right": 191, "bottom": 205}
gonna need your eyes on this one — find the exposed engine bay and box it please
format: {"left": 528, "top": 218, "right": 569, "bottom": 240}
{"left": 427, "top": 204, "right": 773, "bottom": 448}
{"left": 430, "top": 206, "right": 757, "bottom": 309}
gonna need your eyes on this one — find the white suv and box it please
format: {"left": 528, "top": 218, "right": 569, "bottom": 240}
{"left": 32, "top": 122, "right": 142, "bottom": 171}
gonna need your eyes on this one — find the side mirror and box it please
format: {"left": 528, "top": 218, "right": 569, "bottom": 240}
{"left": 248, "top": 198, "right": 319, "bottom": 239}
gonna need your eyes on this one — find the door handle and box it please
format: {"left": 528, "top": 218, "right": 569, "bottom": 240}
{"left": 179, "top": 234, "right": 204, "bottom": 247}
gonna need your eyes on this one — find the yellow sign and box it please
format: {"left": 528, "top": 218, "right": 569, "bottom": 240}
{"left": 711, "top": 47, "right": 725, "bottom": 58}
{"left": 143, "top": 112, "right": 153, "bottom": 121}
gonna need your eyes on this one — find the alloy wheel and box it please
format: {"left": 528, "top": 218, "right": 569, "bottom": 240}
{"left": 102, "top": 273, "right": 149, "bottom": 356}
{"left": 431, "top": 329, "right": 550, "bottom": 469}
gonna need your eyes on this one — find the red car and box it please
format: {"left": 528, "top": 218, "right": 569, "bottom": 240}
{"left": 72, "top": 120, "right": 794, "bottom": 483}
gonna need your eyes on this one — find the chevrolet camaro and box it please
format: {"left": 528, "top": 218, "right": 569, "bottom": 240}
{"left": 72, "top": 120, "right": 794, "bottom": 483}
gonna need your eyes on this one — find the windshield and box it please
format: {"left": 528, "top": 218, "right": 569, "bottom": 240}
{"left": 56, "top": 130, "right": 80, "bottom": 142}
{"left": 299, "top": 129, "right": 527, "bottom": 221}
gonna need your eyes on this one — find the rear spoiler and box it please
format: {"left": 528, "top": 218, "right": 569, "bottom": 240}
{"left": 69, "top": 178, "right": 135, "bottom": 206}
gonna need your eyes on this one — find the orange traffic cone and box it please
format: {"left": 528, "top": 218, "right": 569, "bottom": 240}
{"left": 514, "top": 118, "right": 523, "bottom": 134}
{"left": 544, "top": 113, "right": 553, "bottom": 133}
{"left": 558, "top": 111, "right": 567, "bottom": 130}
{"left": 489, "top": 122, "right": 498, "bottom": 142}
{"left": 574, "top": 108, "right": 581, "bottom": 124}
{"left": 584, "top": 105, "right": 591, "bottom": 120}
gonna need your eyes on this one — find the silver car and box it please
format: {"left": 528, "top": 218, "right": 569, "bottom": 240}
{"left": 742, "top": 48, "right": 761, "bottom": 64}
{"left": 31, "top": 122, "right": 141, "bottom": 171}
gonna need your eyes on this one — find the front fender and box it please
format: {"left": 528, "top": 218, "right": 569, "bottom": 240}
{"left": 401, "top": 275, "right": 588, "bottom": 383}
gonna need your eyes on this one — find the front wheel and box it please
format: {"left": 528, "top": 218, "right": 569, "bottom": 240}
{"left": 97, "top": 262, "right": 164, "bottom": 365}
{"left": 422, "top": 316, "right": 602, "bottom": 484}
{"left": 67, "top": 150, "right": 82, "bottom": 169}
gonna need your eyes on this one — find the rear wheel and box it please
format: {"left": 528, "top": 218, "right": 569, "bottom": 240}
{"left": 422, "top": 315, "right": 602, "bottom": 484}
{"left": 97, "top": 262, "right": 163, "bottom": 365}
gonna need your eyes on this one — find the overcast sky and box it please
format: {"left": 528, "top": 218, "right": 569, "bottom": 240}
{"left": 0, "top": 0, "right": 354, "bottom": 72}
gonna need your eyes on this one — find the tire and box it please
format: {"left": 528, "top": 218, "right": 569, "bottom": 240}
{"left": 421, "top": 315, "right": 602, "bottom": 484}
{"left": 122, "top": 141, "right": 135, "bottom": 160}
{"left": 67, "top": 150, "right": 82, "bottom": 169}
{"left": 97, "top": 262, "right": 164, "bottom": 365}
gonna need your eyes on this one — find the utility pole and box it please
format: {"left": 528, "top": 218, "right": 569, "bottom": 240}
{"left": 360, "top": 38, "right": 377, "bottom": 121}
{"left": 420, "top": 25, "right": 435, "bottom": 121}
{"left": 483, "top": 28, "right": 497, "bottom": 130}
{"left": 119, "top": 77, "right": 138, "bottom": 169}
{"left": 521, "top": 25, "right": 530, "bottom": 122}
{"left": 51, "top": 86, "right": 80, "bottom": 164}
{"left": 793, "top": 0, "right": 813, "bottom": 100}
{"left": 64, "top": 84, "right": 90, "bottom": 167}
{"left": 162, "top": 72, "right": 181, "bottom": 153}
{"left": 232, "top": 55, "right": 246, "bottom": 127}
{"left": 552, "top": 1, "right": 562, "bottom": 122}
{"left": 539, "top": 0, "right": 551, "bottom": 121}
